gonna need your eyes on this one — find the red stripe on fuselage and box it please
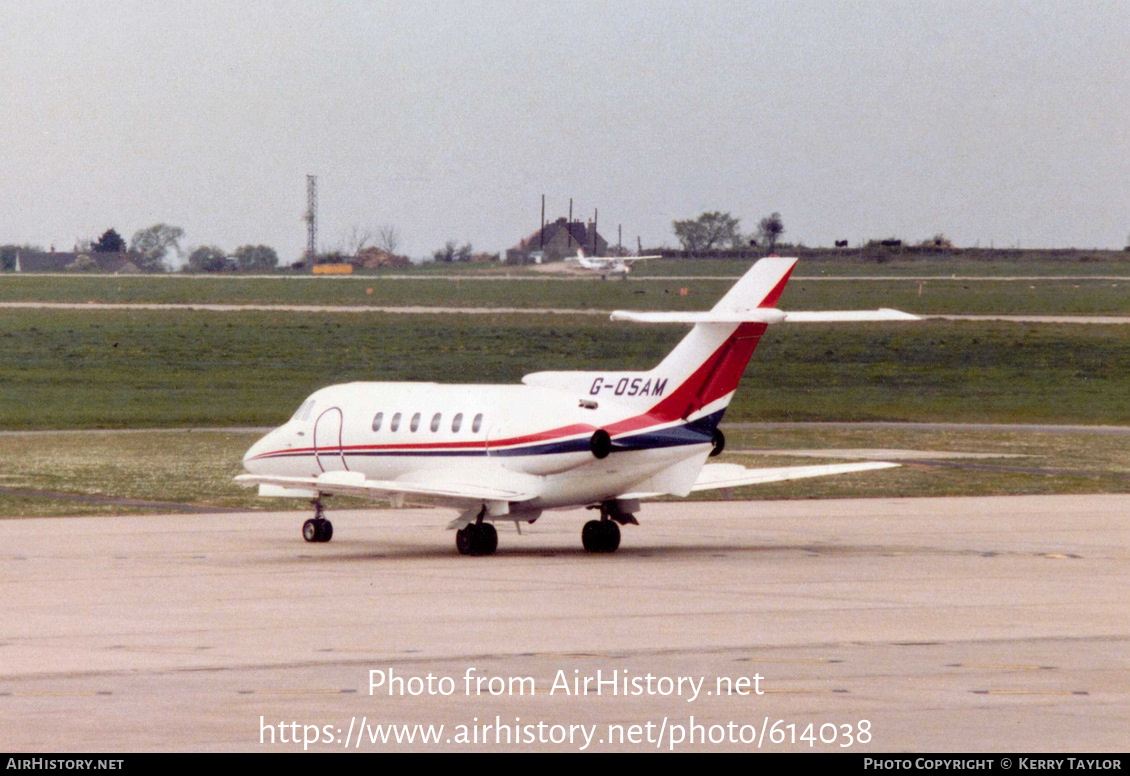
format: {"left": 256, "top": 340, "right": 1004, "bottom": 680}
{"left": 248, "top": 423, "right": 599, "bottom": 461}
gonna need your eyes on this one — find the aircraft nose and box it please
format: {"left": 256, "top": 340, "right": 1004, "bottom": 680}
{"left": 242, "top": 431, "right": 275, "bottom": 471}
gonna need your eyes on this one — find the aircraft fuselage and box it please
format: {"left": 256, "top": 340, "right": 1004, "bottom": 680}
{"left": 242, "top": 381, "right": 716, "bottom": 511}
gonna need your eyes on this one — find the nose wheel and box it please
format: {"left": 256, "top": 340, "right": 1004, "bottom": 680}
{"left": 302, "top": 499, "right": 334, "bottom": 543}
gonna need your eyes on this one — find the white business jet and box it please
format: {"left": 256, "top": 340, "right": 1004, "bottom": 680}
{"left": 568, "top": 249, "right": 661, "bottom": 276}
{"left": 237, "top": 257, "right": 917, "bottom": 555}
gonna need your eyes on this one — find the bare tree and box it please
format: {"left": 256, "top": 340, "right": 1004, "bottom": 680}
{"left": 342, "top": 226, "right": 373, "bottom": 256}
{"left": 376, "top": 224, "right": 402, "bottom": 254}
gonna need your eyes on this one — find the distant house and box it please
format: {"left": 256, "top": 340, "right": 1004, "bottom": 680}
{"left": 464, "top": 252, "right": 499, "bottom": 263}
{"left": 355, "top": 247, "right": 411, "bottom": 269}
{"left": 509, "top": 217, "right": 608, "bottom": 263}
{"left": 14, "top": 250, "right": 143, "bottom": 273}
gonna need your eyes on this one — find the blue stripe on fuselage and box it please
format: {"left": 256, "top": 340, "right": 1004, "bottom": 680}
{"left": 254, "top": 410, "right": 728, "bottom": 462}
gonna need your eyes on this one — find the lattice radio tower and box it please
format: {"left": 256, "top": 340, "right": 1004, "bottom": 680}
{"left": 304, "top": 174, "right": 318, "bottom": 265}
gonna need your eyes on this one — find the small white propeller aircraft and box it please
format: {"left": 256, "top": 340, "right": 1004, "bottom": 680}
{"left": 568, "top": 248, "right": 661, "bottom": 276}
{"left": 237, "top": 257, "right": 917, "bottom": 555}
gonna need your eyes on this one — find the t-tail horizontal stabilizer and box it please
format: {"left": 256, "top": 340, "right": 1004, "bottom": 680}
{"left": 610, "top": 309, "right": 920, "bottom": 324}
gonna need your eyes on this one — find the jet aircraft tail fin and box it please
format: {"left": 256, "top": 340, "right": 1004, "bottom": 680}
{"left": 522, "top": 257, "right": 797, "bottom": 423}
{"left": 639, "top": 257, "right": 797, "bottom": 425}
{"left": 525, "top": 257, "right": 915, "bottom": 429}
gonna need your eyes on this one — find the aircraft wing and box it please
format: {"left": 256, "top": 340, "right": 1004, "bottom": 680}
{"left": 234, "top": 470, "right": 539, "bottom": 511}
{"left": 621, "top": 461, "right": 900, "bottom": 498}
{"left": 687, "top": 461, "right": 899, "bottom": 490}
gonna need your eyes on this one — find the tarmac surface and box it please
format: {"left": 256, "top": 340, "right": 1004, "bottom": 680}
{"left": 1, "top": 495, "right": 1126, "bottom": 752}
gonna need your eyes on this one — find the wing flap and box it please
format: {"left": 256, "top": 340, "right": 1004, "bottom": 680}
{"left": 620, "top": 461, "right": 900, "bottom": 498}
{"left": 690, "top": 461, "right": 900, "bottom": 491}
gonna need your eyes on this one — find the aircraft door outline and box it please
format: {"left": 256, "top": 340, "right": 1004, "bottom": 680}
{"left": 313, "top": 407, "right": 348, "bottom": 472}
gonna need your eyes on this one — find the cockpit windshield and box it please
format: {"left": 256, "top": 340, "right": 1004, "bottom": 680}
{"left": 291, "top": 399, "right": 315, "bottom": 422}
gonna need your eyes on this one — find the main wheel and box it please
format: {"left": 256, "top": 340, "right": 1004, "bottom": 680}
{"left": 456, "top": 526, "right": 475, "bottom": 555}
{"left": 582, "top": 520, "right": 603, "bottom": 552}
{"left": 479, "top": 523, "right": 498, "bottom": 555}
{"left": 456, "top": 523, "right": 498, "bottom": 556}
{"left": 582, "top": 520, "right": 620, "bottom": 552}
{"left": 318, "top": 520, "right": 333, "bottom": 543}
{"left": 600, "top": 520, "right": 621, "bottom": 552}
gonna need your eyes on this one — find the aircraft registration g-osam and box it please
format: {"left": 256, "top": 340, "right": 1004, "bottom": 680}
{"left": 237, "top": 257, "right": 917, "bottom": 556}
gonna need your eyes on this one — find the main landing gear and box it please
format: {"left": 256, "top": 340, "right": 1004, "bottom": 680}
{"left": 582, "top": 519, "right": 619, "bottom": 553}
{"left": 456, "top": 508, "right": 498, "bottom": 556}
{"left": 302, "top": 498, "right": 334, "bottom": 543}
{"left": 582, "top": 500, "right": 638, "bottom": 553}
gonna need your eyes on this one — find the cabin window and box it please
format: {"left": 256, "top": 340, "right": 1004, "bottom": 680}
{"left": 391, "top": 412, "right": 401, "bottom": 432}
{"left": 430, "top": 413, "right": 441, "bottom": 432}
{"left": 410, "top": 412, "right": 421, "bottom": 432}
{"left": 372, "top": 412, "right": 383, "bottom": 432}
{"left": 451, "top": 413, "right": 463, "bottom": 433}
{"left": 472, "top": 413, "right": 483, "bottom": 433}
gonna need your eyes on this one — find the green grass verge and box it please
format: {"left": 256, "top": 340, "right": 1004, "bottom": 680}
{"left": 1, "top": 311, "right": 1127, "bottom": 429}
{"left": 720, "top": 425, "right": 1130, "bottom": 500}
{"left": 1, "top": 273, "right": 1127, "bottom": 314}
{"left": 0, "top": 430, "right": 258, "bottom": 517}
{"left": 634, "top": 256, "right": 1130, "bottom": 278}
{"left": 0, "top": 426, "right": 1123, "bottom": 518}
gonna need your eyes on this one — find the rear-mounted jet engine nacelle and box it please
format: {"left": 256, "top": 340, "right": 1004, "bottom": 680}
{"left": 590, "top": 429, "right": 612, "bottom": 459}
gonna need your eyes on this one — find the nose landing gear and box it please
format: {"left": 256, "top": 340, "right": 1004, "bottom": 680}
{"left": 302, "top": 498, "right": 334, "bottom": 543}
{"left": 582, "top": 518, "right": 620, "bottom": 553}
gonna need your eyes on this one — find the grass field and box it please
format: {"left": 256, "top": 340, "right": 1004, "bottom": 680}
{"left": 722, "top": 425, "right": 1130, "bottom": 500}
{"left": 634, "top": 255, "right": 1130, "bottom": 278}
{"left": 1, "top": 272, "right": 1128, "bottom": 314}
{"left": 0, "top": 259, "right": 1124, "bottom": 517}
{"left": 0, "top": 425, "right": 1124, "bottom": 518}
{"left": 0, "top": 310, "right": 1127, "bottom": 430}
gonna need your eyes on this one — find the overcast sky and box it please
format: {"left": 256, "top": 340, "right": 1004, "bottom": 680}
{"left": 2, "top": 1, "right": 1127, "bottom": 263}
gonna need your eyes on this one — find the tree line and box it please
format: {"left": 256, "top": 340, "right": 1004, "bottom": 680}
{"left": 0, "top": 225, "right": 281, "bottom": 273}
{"left": 672, "top": 211, "right": 785, "bottom": 255}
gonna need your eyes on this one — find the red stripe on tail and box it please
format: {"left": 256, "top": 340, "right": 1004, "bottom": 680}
{"left": 647, "top": 322, "right": 768, "bottom": 422}
{"left": 757, "top": 263, "right": 795, "bottom": 308}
